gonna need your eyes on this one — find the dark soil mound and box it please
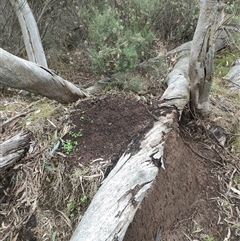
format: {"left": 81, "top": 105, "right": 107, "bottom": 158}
{"left": 62, "top": 94, "right": 227, "bottom": 240}
{"left": 63, "top": 94, "right": 156, "bottom": 168}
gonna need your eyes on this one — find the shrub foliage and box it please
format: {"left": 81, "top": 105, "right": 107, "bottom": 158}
{"left": 78, "top": 0, "right": 200, "bottom": 74}
{"left": 3, "top": 0, "right": 239, "bottom": 75}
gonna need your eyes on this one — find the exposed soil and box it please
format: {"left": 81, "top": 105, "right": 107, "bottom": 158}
{"left": 124, "top": 130, "right": 224, "bottom": 241}
{"left": 64, "top": 94, "right": 157, "bottom": 168}
{"left": 1, "top": 94, "right": 239, "bottom": 241}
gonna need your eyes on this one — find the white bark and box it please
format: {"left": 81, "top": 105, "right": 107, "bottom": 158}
{"left": 189, "top": 0, "right": 225, "bottom": 116}
{"left": 0, "top": 131, "right": 32, "bottom": 169}
{"left": 0, "top": 48, "right": 87, "bottom": 104}
{"left": 160, "top": 42, "right": 191, "bottom": 113}
{"left": 10, "top": 0, "right": 48, "bottom": 67}
{"left": 71, "top": 117, "right": 173, "bottom": 241}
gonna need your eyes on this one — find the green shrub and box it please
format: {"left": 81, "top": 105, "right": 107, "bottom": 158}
{"left": 1, "top": 0, "right": 200, "bottom": 75}
{"left": 79, "top": 0, "right": 156, "bottom": 74}
{"left": 76, "top": 0, "right": 201, "bottom": 75}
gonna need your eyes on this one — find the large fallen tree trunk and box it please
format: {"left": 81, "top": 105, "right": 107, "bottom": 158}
{"left": 70, "top": 26, "right": 230, "bottom": 241}
{"left": 0, "top": 48, "right": 87, "bottom": 104}
{"left": 0, "top": 130, "right": 32, "bottom": 170}
{"left": 71, "top": 115, "right": 179, "bottom": 241}
{"left": 70, "top": 42, "right": 191, "bottom": 241}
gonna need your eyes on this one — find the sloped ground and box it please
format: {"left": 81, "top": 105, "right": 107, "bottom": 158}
{"left": 1, "top": 91, "right": 239, "bottom": 241}
{"left": 124, "top": 126, "right": 234, "bottom": 241}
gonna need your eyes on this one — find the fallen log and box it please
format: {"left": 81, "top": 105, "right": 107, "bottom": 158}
{"left": 70, "top": 27, "right": 229, "bottom": 240}
{"left": 70, "top": 43, "right": 190, "bottom": 241}
{"left": 70, "top": 112, "right": 181, "bottom": 241}
{"left": 0, "top": 130, "right": 32, "bottom": 169}
{"left": 0, "top": 48, "right": 87, "bottom": 104}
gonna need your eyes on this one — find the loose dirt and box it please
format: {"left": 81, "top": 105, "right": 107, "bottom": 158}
{"left": 64, "top": 94, "right": 156, "bottom": 168}
{"left": 124, "top": 130, "right": 223, "bottom": 241}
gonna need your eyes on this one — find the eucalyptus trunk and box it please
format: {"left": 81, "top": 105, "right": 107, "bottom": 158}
{"left": 10, "top": 0, "right": 48, "bottom": 67}
{"left": 189, "top": 0, "right": 225, "bottom": 116}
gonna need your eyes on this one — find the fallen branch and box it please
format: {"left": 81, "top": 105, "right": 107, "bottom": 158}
{"left": 0, "top": 110, "right": 34, "bottom": 130}
{"left": 0, "top": 130, "right": 32, "bottom": 169}
{"left": 0, "top": 48, "right": 88, "bottom": 104}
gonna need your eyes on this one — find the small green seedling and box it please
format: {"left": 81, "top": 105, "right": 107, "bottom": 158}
{"left": 67, "top": 200, "right": 75, "bottom": 210}
{"left": 80, "top": 111, "right": 85, "bottom": 121}
{"left": 81, "top": 195, "right": 87, "bottom": 203}
{"left": 202, "top": 236, "right": 215, "bottom": 241}
{"left": 69, "top": 129, "right": 83, "bottom": 138}
{"left": 62, "top": 139, "right": 78, "bottom": 155}
{"left": 67, "top": 197, "right": 87, "bottom": 219}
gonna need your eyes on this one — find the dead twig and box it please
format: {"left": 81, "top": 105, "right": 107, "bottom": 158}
{"left": 224, "top": 132, "right": 240, "bottom": 137}
{"left": 0, "top": 110, "right": 34, "bottom": 129}
{"left": 182, "top": 139, "right": 213, "bottom": 162}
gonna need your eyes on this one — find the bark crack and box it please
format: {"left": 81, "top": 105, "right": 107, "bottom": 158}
{"left": 117, "top": 181, "right": 152, "bottom": 213}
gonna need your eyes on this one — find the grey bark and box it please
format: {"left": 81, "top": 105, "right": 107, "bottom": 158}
{"left": 70, "top": 25, "right": 230, "bottom": 241}
{"left": 0, "top": 131, "right": 32, "bottom": 169}
{"left": 0, "top": 48, "right": 87, "bottom": 104}
{"left": 189, "top": 0, "right": 226, "bottom": 116}
{"left": 223, "top": 59, "right": 240, "bottom": 90}
{"left": 10, "top": 0, "right": 48, "bottom": 68}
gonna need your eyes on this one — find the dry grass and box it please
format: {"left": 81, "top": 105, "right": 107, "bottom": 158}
{"left": 208, "top": 62, "right": 240, "bottom": 240}
{"left": 0, "top": 90, "right": 108, "bottom": 240}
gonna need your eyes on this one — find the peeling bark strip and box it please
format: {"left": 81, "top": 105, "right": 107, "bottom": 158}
{"left": 189, "top": 0, "right": 226, "bottom": 116}
{"left": 10, "top": 0, "right": 48, "bottom": 67}
{"left": 0, "top": 131, "right": 32, "bottom": 169}
{"left": 0, "top": 48, "right": 87, "bottom": 104}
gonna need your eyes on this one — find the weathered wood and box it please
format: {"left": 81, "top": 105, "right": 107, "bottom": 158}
{"left": 160, "top": 44, "right": 190, "bottom": 112}
{"left": 70, "top": 112, "right": 178, "bottom": 241}
{"left": 70, "top": 23, "right": 229, "bottom": 241}
{"left": 0, "top": 48, "right": 87, "bottom": 104}
{"left": 189, "top": 0, "right": 226, "bottom": 116}
{"left": 10, "top": 0, "right": 48, "bottom": 67}
{"left": 223, "top": 59, "right": 240, "bottom": 90}
{"left": 0, "top": 131, "right": 32, "bottom": 169}
{"left": 70, "top": 44, "right": 190, "bottom": 241}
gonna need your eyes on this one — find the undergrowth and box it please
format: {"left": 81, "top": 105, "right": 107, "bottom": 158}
{"left": 0, "top": 0, "right": 200, "bottom": 78}
{"left": 79, "top": 0, "right": 156, "bottom": 74}
{"left": 77, "top": 0, "right": 199, "bottom": 75}
{"left": 212, "top": 47, "right": 240, "bottom": 153}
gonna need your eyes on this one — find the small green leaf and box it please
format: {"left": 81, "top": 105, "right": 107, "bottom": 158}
{"left": 52, "top": 231, "right": 57, "bottom": 241}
